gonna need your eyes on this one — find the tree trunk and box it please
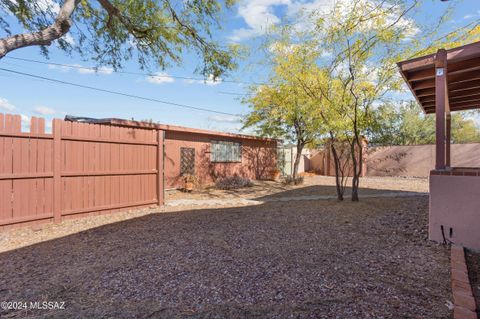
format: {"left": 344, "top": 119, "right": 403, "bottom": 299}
{"left": 330, "top": 141, "right": 344, "bottom": 201}
{"left": 0, "top": 0, "right": 79, "bottom": 59}
{"left": 292, "top": 141, "right": 304, "bottom": 185}
{"left": 350, "top": 139, "right": 358, "bottom": 201}
{"left": 350, "top": 137, "right": 363, "bottom": 202}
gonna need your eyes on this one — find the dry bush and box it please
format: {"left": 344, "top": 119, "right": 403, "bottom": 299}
{"left": 215, "top": 176, "right": 254, "bottom": 190}
{"left": 283, "top": 175, "right": 304, "bottom": 185}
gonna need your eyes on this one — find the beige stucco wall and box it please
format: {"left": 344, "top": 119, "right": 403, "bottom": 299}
{"left": 429, "top": 174, "right": 480, "bottom": 251}
{"left": 367, "top": 143, "right": 480, "bottom": 177}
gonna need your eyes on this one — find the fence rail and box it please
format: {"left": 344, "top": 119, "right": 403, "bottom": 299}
{"left": 0, "top": 112, "right": 164, "bottom": 228}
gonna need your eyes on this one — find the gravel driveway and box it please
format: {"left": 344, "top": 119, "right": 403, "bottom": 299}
{"left": 0, "top": 196, "right": 451, "bottom": 318}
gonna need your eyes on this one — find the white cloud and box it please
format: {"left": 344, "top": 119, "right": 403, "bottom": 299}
{"left": 184, "top": 74, "right": 222, "bottom": 86}
{"left": 48, "top": 63, "right": 113, "bottom": 75}
{"left": 98, "top": 67, "right": 113, "bottom": 75}
{"left": 146, "top": 72, "right": 175, "bottom": 84}
{"left": 229, "top": 0, "right": 419, "bottom": 42}
{"left": 60, "top": 33, "right": 75, "bottom": 45}
{"left": 76, "top": 66, "right": 96, "bottom": 74}
{"left": 465, "top": 11, "right": 480, "bottom": 20}
{"left": 208, "top": 115, "right": 241, "bottom": 123}
{"left": 10, "top": 0, "right": 60, "bottom": 14}
{"left": 0, "top": 97, "right": 16, "bottom": 111}
{"left": 34, "top": 106, "right": 56, "bottom": 115}
{"left": 77, "top": 66, "right": 113, "bottom": 75}
{"left": 228, "top": 0, "right": 292, "bottom": 41}
{"left": 48, "top": 64, "right": 70, "bottom": 72}
{"left": 36, "top": 0, "right": 60, "bottom": 14}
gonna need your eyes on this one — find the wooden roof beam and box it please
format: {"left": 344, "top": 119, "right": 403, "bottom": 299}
{"left": 449, "top": 79, "right": 480, "bottom": 92}
{"left": 450, "top": 87, "right": 480, "bottom": 97}
{"left": 424, "top": 106, "right": 435, "bottom": 113}
{"left": 450, "top": 99, "right": 480, "bottom": 108}
{"left": 448, "top": 56, "right": 480, "bottom": 74}
{"left": 450, "top": 93, "right": 480, "bottom": 102}
{"left": 412, "top": 78, "right": 435, "bottom": 90}
{"left": 415, "top": 87, "right": 435, "bottom": 97}
{"left": 447, "top": 69, "right": 480, "bottom": 84}
{"left": 451, "top": 104, "right": 480, "bottom": 112}
{"left": 408, "top": 68, "right": 435, "bottom": 82}
{"left": 419, "top": 96, "right": 435, "bottom": 104}
{"left": 398, "top": 41, "right": 480, "bottom": 72}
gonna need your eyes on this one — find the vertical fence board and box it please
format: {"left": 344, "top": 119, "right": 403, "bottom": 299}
{"left": 158, "top": 130, "right": 164, "bottom": 205}
{"left": 53, "top": 119, "right": 62, "bottom": 222}
{"left": 36, "top": 121, "right": 46, "bottom": 217}
{"left": 11, "top": 115, "right": 22, "bottom": 219}
{"left": 62, "top": 121, "right": 71, "bottom": 213}
{"left": 0, "top": 114, "right": 9, "bottom": 221}
{"left": 88, "top": 124, "right": 95, "bottom": 210}
{"left": 94, "top": 124, "right": 100, "bottom": 209}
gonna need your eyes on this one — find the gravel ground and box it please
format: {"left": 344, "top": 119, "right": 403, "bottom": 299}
{"left": 0, "top": 196, "right": 451, "bottom": 318}
{"left": 166, "top": 176, "right": 429, "bottom": 201}
{"left": 466, "top": 250, "right": 480, "bottom": 316}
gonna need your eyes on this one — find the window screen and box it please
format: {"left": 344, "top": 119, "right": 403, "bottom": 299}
{"left": 211, "top": 140, "right": 242, "bottom": 162}
{"left": 180, "top": 147, "right": 195, "bottom": 175}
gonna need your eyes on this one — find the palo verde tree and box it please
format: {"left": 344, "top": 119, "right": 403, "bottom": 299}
{"left": 369, "top": 101, "right": 480, "bottom": 146}
{"left": 243, "top": 37, "right": 324, "bottom": 183}
{"left": 0, "top": 0, "right": 238, "bottom": 77}
{"left": 290, "top": 0, "right": 480, "bottom": 201}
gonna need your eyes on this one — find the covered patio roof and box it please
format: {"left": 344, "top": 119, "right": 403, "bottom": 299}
{"left": 397, "top": 41, "right": 480, "bottom": 114}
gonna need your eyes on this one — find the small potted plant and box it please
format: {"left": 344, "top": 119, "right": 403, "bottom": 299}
{"left": 271, "top": 168, "right": 281, "bottom": 181}
{"left": 183, "top": 174, "right": 197, "bottom": 192}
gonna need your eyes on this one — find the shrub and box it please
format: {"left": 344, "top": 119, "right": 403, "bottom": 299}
{"left": 283, "top": 175, "right": 304, "bottom": 185}
{"left": 215, "top": 176, "right": 253, "bottom": 190}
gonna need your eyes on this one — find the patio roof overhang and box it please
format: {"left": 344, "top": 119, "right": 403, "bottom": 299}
{"left": 397, "top": 41, "right": 480, "bottom": 114}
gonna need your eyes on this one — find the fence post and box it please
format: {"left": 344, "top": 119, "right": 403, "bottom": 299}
{"left": 157, "top": 129, "right": 164, "bottom": 206}
{"left": 53, "top": 119, "right": 62, "bottom": 222}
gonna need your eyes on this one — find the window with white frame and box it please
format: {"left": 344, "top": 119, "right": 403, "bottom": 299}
{"left": 211, "top": 140, "right": 242, "bottom": 162}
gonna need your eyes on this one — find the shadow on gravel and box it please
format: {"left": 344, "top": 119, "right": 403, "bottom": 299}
{"left": 253, "top": 184, "right": 426, "bottom": 201}
{"left": 0, "top": 195, "right": 448, "bottom": 318}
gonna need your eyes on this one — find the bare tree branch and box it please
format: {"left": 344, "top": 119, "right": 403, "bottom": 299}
{"left": 0, "top": 0, "right": 79, "bottom": 58}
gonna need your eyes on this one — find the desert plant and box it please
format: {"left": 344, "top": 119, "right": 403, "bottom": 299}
{"left": 183, "top": 174, "right": 197, "bottom": 183}
{"left": 283, "top": 175, "right": 304, "bottom": 185}
{"left": 271, "top": 168, "right": 281, "bottom": 181}
{"left": 183, "top": 174, "right": 197, "bottom": 192}
{"left": 215, "top": 176, "right": 253, "bottom": 190}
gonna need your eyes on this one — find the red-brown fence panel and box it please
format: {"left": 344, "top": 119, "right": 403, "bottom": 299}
{"left": 0, "top": 112, "right": 163, "bottom": 229}
{"left": 0, "top": 114, "right": 54, "bottom": 226}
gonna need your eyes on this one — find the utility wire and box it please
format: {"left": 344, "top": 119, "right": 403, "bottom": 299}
{"left": 4, "top": 56, "right": 268, "bottom": 86}
{"left": 0, "top": 67, "right": 241, "bottom": 117}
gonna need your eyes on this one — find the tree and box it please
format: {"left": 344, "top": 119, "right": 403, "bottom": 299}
{"left": 243, "top": 84, "right": 320, "bottom": 184}
{"left": 243, "top": 40, "right": 324, "bottom": 183}
{"left": 369, "top": 102, "right": 480, "bottom": 145}
{"left": 284, "top": 0, "right": 421, "bottom": 201}
{"left": 0, "top": 0, "right": 237, "bottom": 77}
{"left": 282, "top": 0, "right": 479, "bottom": 201}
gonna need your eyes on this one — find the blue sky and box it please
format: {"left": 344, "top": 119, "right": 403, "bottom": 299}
{"left": 0, "top": 0, "right": 479, "bottom": 134}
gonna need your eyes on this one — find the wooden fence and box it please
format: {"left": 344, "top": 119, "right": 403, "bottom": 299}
{"left": 0, "top": 113, "right": 164, "bottom": 229}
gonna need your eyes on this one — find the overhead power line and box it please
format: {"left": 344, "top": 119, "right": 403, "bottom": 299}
{"left": 0, "top": 67, "right": 241, "bottom": 117}
{"left": 4, "top": 56, "right": 267, "bottom": 86}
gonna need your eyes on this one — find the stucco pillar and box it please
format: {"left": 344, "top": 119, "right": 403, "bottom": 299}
{"left": 434, "top": 49, "right": 447, "bottom": 170}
